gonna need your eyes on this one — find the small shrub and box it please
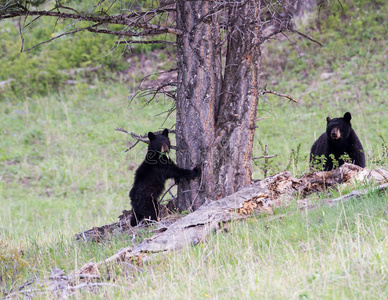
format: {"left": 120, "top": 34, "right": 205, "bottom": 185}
{"left": 286, "top": 143, "right": 302, "bottom": 173}
{"left": 310, "top": 154, "right": 327, "bottom": 172}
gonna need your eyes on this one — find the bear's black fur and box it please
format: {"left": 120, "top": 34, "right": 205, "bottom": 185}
{"left": 129, "top": 129, "right": 200, "bottom": 226}
{"left": 310, "top": 112, "right": 365, "bottom": 171}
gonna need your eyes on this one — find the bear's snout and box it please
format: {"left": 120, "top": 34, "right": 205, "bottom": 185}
{"left": 330, "top": 128, "right": 341, "bottom": 140}
{"left": 161, "top": 144, "right": 170, "bottom": 153}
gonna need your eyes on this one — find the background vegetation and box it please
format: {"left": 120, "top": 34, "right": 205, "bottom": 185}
{"left": 0, "top": 0, "right": 387, "bottom": 297}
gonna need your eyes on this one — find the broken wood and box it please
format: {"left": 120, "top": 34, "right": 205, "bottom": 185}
{"left": 75, "top": 164, "right": 388, "bottom": 277}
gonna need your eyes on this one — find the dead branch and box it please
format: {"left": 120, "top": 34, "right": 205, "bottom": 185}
{"left": 127, "top": 67, "right": 178, "bottom": 106}
{"left": 21, "top": 24, "right": 101, "bottom": 52}
{"left": 125, "top": 140, "right": 140, "bottom": 152}
{"left": 325, "top": 182, "right": 388, "bottom": 207}
{"left": 260, "top": 86, "right": 298, "bottom": 103}
{"left": 115, "top": 127, "right": 148, "bottom": 141}
{"left": 289, "top": 27, "right": 324, "bottom": 47}
{"left": 115, "top": 39, "right": 176, "bottom": 45}
{"left": 159, "top": 183, "right": 177, "bottom": 205}
{"left": 129, "top": 80, "right": 177, "bottom": 107}
{"left": 0, "top": 10, "right": 184, "bottom": 35}
{"left": 115, "top": 128, "right": 177, "bottom": 150}
{"left": 253, "top": 154, "right": 279, "bottom": 160}
{"left": 4, "top": 282, "right": 120, "bottom": 299}
{"left": 192, "top": 250, "right": 213, "bottom": 274}
{"left": 298, "top": 182, "right": 388, "bottom": 210}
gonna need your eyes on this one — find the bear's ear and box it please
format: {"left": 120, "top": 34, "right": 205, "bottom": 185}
{"left": 148, "top": 132, "right": 156, "bottom": 141}
{"left": 162, "top": 128, "right": 169, "bottom": 137}
{"left": 343, "top": 112, "right": 351, "bottom": 122}
{"left": 326, "top": 116, "right": 332, "bottom": 124}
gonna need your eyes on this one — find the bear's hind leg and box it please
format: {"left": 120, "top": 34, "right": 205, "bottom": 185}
{"left": 130, "top": 210, "right": 144, "bottom": 226}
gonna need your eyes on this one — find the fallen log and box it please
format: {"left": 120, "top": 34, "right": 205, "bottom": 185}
{"left": 75, "top": 164, "right": 388, "bottom": 276}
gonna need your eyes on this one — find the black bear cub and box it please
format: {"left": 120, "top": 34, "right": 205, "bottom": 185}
{"left": 129, "top": 129, "right": 200, "bottom": 226}
{"left": 310, "top": 112, "right": 365, "bottom": 171}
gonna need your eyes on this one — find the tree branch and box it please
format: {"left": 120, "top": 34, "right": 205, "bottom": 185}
{"left": 252, "top": 154, "right": 279, "bottom": 160}
{"left": 115, "top": 39, "right": 176, "bottom": 45}
{"left": 0, "top": 10, "right": 183, "bottom": 35}
{"left": 158, "top": 183, "right": 177, "bottom": 205}
{"left": 289, "top": 28, "right": 324, "bottom": 47}
{"left": 115, "top": 128, "right": 177, "bottom": 150}
{"left": 21, "top": 24, "right": 101, "bottom": 52}
{"left": 260, "top": 86, "right": 298, "bottom": 103}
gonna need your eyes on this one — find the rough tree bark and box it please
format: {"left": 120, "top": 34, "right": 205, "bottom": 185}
{"left": 175, "top": 1, "right": 262, "bottom": 211}
{"left": 214, "top": 1, "right": 261, "bottom": 198}
{"left": 175, "top": 0, "right": 222, "bottom": 210}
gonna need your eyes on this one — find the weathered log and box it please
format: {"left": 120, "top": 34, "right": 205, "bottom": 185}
{"left": 75, "top": 164, "right": 388, "bottom": 276}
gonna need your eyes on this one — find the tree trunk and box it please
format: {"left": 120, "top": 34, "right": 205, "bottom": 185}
{"left": 175, "top": 0, "right": 222, "bottom": 211}
{"left": 175, "top": 1, "right": 261, "bottom": 211}
{"left": 214, "top": 1, "right": 261, "bottom": 197}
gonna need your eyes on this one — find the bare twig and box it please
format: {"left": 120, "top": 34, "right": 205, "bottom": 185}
{"left": 131, "top": 82, "right": 177, "bottom": 106}
{"left": 281, "top": 32, "right": 302, "bottom": 58}
{"left": 125, "top": 140, "right": 140, "bottom": 152}
{"left": 115, "top": 128, "right": 177, "bottom": 150}
{"left": 289, "top": 28, "right": 324, "bottom": 47}
{"left": 69, "top": 282, "right": 121, "bottom": 290}
{"left": 249, "top": 117, "right": 270, "bottom": 130}
{"left": 20, "top": 24, "right": 100, "bottom": 52}
{"left": 325, "top": 183, "right": 388, "bottom": 207}
{"left": 159, "top": 183, "right": 177, "bottom": 205}
{"left": 0, "top": 10, "right": 184, "bottom": 35}
{"left": 115, "top": 39, "right": 176, "bottom": 45}
{"left": 252, "top": 154, "right": 279, "bottom": 160}
{"left": 115, "top": 128, "right": 149, "bottom": 144}
{"left": 260, "top": 85, "right": 298, "bottom": 103}
{"left": 192, "top": 250, "right": 213, "bottom": 274}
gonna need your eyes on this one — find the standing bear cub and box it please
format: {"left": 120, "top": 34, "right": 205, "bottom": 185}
{"left": 310, "top": 112, "right": 365, "bottom": 171}
{"left": 129, "top": 129, "right": 200, "bottom": 226}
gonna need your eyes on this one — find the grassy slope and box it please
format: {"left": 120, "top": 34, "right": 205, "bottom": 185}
{"left": 0, "top": 0, "right": 388, "bottom": 297}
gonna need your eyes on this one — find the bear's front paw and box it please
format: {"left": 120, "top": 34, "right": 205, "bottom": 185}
{"left": 193, "top": 167, "right": 201, "bottom": 178}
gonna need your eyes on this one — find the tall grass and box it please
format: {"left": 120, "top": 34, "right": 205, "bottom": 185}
{"left": 32, "top": 188, "right": 387, "bottom": 299}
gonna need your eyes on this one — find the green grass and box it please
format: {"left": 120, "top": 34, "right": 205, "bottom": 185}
{"left": 12, "top": 188, "right": 386, "bottom": 299}
{"left": 0, "top": 84, "right": 175, "bottom": 239}
{"left": 147, "top": 189, "right": 388, "bottom": 299}
{"left": 1, "top": 0, "right": 388, "bottom": 297}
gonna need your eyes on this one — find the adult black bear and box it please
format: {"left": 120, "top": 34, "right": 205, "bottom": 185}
{"left": 129, "top": 129, "right": 200, "bottom": 226}
{"left": 310, "top": 112, "right": 365, "bottom": 171}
